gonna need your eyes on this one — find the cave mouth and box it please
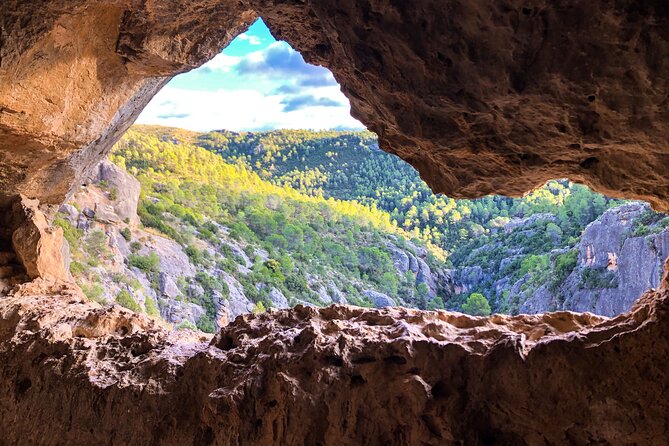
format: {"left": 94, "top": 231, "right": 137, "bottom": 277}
{"left": 43, "top": 17, "right": 668, "bottom": 333}
{"left": 2, "top": 3, "right": 669, "bottom": 443}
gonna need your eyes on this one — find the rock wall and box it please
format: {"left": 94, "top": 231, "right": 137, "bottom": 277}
{"left": 518, "top": 202, "right": 669, "bottom": 316}
{"left": 1, "top": 1, "right": 668, "bottom": 212}
{"left": 0, "top": 266, "right": 668, "bottom": 445}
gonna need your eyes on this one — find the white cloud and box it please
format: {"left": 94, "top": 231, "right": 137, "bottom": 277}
{"left": 199, "top": 53, "right": 241, "bottom": 73}
{"left": 236, "top": 33, "right": 263, "bottom": 45}
{"left": 137, "top": 85, "right": 364, "bottom": 132}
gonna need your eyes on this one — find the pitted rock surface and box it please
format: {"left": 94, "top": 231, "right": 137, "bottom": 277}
{"left": 0, "top": 266, "right": 668, "bottom": 444}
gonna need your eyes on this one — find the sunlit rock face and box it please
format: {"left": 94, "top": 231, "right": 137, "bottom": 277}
{"left": 1, "top": 1, "right": 668, "bottom": 212}
{"left": 1, "top": 1, "right": 669, "bottom": 444}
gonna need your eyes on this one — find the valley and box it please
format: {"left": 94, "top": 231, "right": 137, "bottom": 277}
{"left": 56, "top": 125, "right": 669, "bottom": 332}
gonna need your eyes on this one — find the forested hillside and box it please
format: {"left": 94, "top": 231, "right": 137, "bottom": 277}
{"left": 57, "top": 126, "right": 668, "bottom": 332}
{"left": 155, "top": 125, "right": 668, "bottom": 315}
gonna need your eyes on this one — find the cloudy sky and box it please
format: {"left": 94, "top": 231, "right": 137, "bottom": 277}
{"left": 137, "top": 19, "right": 364, "bottom": 131}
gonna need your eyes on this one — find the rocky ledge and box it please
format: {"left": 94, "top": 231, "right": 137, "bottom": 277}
{"left": 1, "top": 261, "right": 667, "bottom": 445}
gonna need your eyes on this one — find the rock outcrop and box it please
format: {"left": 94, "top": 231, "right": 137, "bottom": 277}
{"left": 10, "top": 196, "right": 70, "bottom": 282}
{"left": 516, "top": 202, "right": 669, "bottom": 316}
{"left": 88, "top": 160, "right": 141, "bottom": 227}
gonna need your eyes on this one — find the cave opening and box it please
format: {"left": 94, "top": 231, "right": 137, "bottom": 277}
{"left": 1, "top": 3, "right": 669, "bottom": 443}
{"left": 41, "top": 17, "right": 667, "bottom": 334}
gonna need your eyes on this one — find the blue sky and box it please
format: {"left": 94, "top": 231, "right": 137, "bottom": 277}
{"left": 137, "top": 19, "right": 364, "bottom": 131}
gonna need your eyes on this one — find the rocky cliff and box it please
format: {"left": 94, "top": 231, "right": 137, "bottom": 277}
{"left": 452, "top": 202, "right": 669, "bottom": 317}
{"left": 522, "top": 203, "right": 669, "bottom": 316}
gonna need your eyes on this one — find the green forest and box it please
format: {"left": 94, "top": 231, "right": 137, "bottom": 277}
{"left": 60, "top": 125, "right": 666, "bottom": 327}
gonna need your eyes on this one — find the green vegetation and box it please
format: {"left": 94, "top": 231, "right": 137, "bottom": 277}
{"left": 176, "top": 320, "right": 197, "bottom": 331}
{"left": 116, "top": 290, "right": 141, "bottom": 312}
{"left": 110, "top": 128, "right": 448, "bottom": 311}
{"left": 128, "top": 252, "right": 160, "bottom": 273}
{"left": 461, "top": 293, "right": 491, "bottom": 316}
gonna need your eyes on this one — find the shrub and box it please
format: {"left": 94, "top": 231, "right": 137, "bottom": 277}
{"left": 144, "top": 296, "right": 160, "bottom": 318}
{"left": 81, "top": 283, "right": 105, "bottom": 304}
{"left": 120, "top": 227, "right": 132, "bottom": 241}
{"left": 54, "top": 218, "right": 83, "bottom": 251}
{"left": 116, "top": 290, "right": 141, "bottom": 312}
{"left": 196, "top": 315, "right": 216, "bottom": 333}
{"left": 69, "top": 261, "right": 86, "bottom": 276}
{"left": 461, "top": 293, "right": 491, "bottom": 316}
{"left": 176, "top": 320, "right": 197, "bottom": 331}
{"left": 252, "top": 301, "right": 266, "bottom": 314}
{"left": 84, "top": 230, "right": 108, "bottom": 258}
{"left": 580, "top": 268, "right": 618, "bottom": 289}
{"left": 128, "top": 252, "right": 160, "bottom": 273}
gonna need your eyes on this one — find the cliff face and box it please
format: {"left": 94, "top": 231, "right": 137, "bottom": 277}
{"left": 518, "top": 203, "right": 669, "bottom": 316}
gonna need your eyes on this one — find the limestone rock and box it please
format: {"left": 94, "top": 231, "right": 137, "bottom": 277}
{"left": 93, "top": 203, "right": 121, "bottom": 224}
{"left": 141, "top": 235, "right": 195, "bottom": 279}
{"left": 364, "top": 290, "right": 395, "bottom": 308}
{"left": 218, "top": 272, "right": 254, "bottom": 324}
{"left": 11, "top": 197, "right": 70, "bottom": 281}
{"left": 158, "top": 272, "right": 180, "bottom": 299}
{"left": 89, "top": 160, "right": 141, "bottom": 226}
{"left": 160, "top": 299, "right": 205, "bottom": 327}
{"left": 268, "top": 287, "right": 289, "bottom": 309}
{"left": 0, "top": 267, "right": 668, "bottom": 444}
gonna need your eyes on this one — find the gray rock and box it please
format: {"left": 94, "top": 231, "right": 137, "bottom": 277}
{"left": 328, "top": 281, "right": 347, "bottom": 304}
{"left": 188, "top": 282, "right": 205, "bottom": 298}
{"left": 89, "top": 160, "right": 141, "bottom": 226}
{"left": 58, "top": 204, "right": 79, "bottom": 223}
{"left": 269, "top": 287, "right": 289, "bottom": 309}
{"left": 141, "top": 235, "right": 195, "bottom": 278}
{"left": 519, "top": 285, "right": 556, "bottom": 314}
{"left": 385, "top": 242, "right": 410, "bottom": 274}
{"left": 315, "top": 285, "right": 332, "bottom": 304}
{"left": 160, "top": 300, "right": 205, "bottom": 326}
{"left": 158, "top": 272, "right": 180, "bottom": 299}
{"left": 218, "top": 272, "right": 254, "bottom": 323}
{"left": 503, "top": 213, "right": 556, "bottom": 233}
{"left": 364, "top": 290, "right": 396, "bottom": 308}
{"left": 416, "top": 258, "right": 437, "bottom": 297}
{"left": 94, "top": 203, "right": 121, "bottom": 224}
{"left": 82, "top": 207, "right": 95, "bottom": 219}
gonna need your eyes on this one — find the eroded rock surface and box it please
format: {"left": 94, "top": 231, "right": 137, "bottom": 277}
{"left": 0, "top": 265, "right": 668, "bottom": 445}
{"left": 1, "top": 1, "right": 668, "bottom": 212}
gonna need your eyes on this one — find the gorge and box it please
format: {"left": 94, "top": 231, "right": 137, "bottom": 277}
{"left": 1, "top": 1, "right": 669, "bottom": 444}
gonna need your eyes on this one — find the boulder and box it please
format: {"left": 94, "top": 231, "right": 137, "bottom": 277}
{"left": 364, "top": 290, "right": 396, "bottom": 308}
{"left": 93, "top": 203, "right": 121, "bottom": 224}
{"left": 160, "top": 300, "right": 205, "bottom": 326}
{"left": 158, "top": 272, "right": 180, "bottom": 299}
{"left": 89, "top": 160, "right": 141, "bottom": 227}
{"left": 11, "top": 196, "right": 70, "bottom": 281}
{"left": 269, "top": 288, "right": 289, "bottom": 309}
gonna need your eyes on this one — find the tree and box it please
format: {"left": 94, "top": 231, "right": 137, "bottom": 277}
{"left": 461, "top": 293, "right": 491, "bottom": 316}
